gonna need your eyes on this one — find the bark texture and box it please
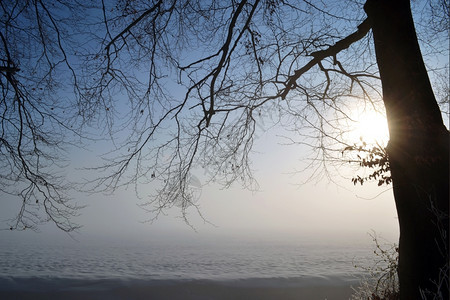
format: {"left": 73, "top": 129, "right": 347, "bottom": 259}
{"left": 364, "top": 0, "right": 449, "bottom": 298}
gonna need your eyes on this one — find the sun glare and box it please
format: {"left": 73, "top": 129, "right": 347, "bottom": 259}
{"left": 348, "top": 108, "right": 389, "bottom": 146}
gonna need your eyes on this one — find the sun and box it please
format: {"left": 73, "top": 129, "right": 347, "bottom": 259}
{"left": 347, "top": 107, "right": 389, "bottom": 146}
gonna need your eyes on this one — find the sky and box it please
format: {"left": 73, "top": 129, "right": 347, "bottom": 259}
{"left": 4, "top": 0, "right": 448, "bottom": 248}
{"left": 0, "top": 114, "right": 399, "bottom": 246}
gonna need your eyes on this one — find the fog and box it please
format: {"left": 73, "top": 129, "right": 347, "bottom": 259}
{"left": 1, "top": 127, "right": 399, "bottom": 247}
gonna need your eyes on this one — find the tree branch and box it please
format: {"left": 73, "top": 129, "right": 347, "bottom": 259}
{"left": 281, "top": 18, "right": 372, "bottom": 99}
{"left": 105, "top": 0, "right": 163, "bottom": 52}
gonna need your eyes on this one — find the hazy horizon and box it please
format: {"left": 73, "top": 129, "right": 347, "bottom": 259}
{"left": 1, "top": 126, "right": 399, "bottom": 247}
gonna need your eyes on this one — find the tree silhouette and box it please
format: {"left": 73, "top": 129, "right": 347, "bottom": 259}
{"left": 1, "top": 0, "right": 448, "bottom": 298}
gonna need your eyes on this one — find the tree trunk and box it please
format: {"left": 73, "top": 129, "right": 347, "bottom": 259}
{"left": 364, "top": 0, "right": 449, "bottom": 299}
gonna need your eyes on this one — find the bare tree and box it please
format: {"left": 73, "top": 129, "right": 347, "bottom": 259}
{"left": 84, "top": 1, "right": 448, "bottom": 297}
{"left": 0, "top": 0, "right": 98, "bottom": 231}
{"left": 1, "top": 0, "right": 448, "bottom": 298}
{"left": 84, "top": 0, "right": 380, "bottom": 208}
